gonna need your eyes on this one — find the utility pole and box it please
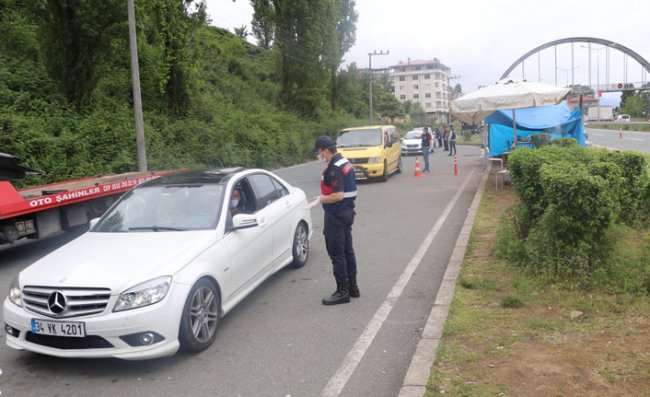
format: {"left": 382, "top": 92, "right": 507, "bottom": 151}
{"left": 128, "top": 0, "right": 147, "bottom": 172}
{"left": 368, "top": 50, "right": 389, "bottom": 125}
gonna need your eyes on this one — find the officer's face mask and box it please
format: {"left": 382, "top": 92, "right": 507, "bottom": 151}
{"left": 230, "top": 199, "right": 239, "bottom": 208}
{"left": 317, "top": 150, "right": 327, "bottom": 163}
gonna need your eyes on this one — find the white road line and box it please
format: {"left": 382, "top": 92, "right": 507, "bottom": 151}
{"left": 320, "top": 170, "right": 477, "bottom": 397}
{"left": 624, "top": 137, "right": 644, "bottom": 141}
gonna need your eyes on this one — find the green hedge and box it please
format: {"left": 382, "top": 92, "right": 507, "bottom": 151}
{"left": 498, "top": 145, "right": 650, "bottom": 289}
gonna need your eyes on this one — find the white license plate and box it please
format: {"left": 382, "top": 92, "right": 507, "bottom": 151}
{"left": 31, "top": 318, "right": 86, "bottom": 338}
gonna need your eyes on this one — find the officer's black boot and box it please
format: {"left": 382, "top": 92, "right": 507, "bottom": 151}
{"left": 322, "top": 282, "right": 350, "bottom": 305}
{"left": 348, "top": 277, "right": 360, "bottom": 298}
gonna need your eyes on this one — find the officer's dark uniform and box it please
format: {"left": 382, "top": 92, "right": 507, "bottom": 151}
{"left": 320, "top": 152, "right": 359, "bottom": 305}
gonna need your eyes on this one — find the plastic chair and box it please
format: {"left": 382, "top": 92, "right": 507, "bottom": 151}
{"left": 485, "top": 147, "right": 504, "bottom": 170}
{"left": 496, "top": 169, "right": 510, "bottom": 190}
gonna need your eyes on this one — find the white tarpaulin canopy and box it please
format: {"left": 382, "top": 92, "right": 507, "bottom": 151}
{"left": 450, "top": 79, "right": 572, "bottom": 151}
{"left": 450, "top": 78, "right": 572, "bottom": 125}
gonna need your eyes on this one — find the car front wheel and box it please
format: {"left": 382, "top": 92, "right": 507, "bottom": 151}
{"left": 380, "top": 160, "right": 388, "bottom": 182}
{"left": 290, "top": 222, "right": 309, "bottom": 268}
{"left": 179, "top": 279, "right": 220, "bottom": 352}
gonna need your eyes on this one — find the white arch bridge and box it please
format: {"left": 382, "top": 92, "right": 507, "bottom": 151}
{"left": 500, "top": 37, "right": 650, "bottom": 93}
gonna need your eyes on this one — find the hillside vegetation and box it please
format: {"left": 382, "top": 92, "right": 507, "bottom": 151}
{"left": 1, "top": 0, "right": 403, "bottom": 183}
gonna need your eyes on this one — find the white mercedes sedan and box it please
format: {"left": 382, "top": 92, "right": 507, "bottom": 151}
{"left": 4, "top": 168, "right": 312, "bottom": 360}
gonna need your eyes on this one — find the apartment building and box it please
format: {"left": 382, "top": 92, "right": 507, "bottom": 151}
{"left": 389, "top": 58, "right": 451, "bottom": 123}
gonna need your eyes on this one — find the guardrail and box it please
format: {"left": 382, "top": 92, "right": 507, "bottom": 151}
{"left": 584, "top": 121, "right": 650, "bottom": 126}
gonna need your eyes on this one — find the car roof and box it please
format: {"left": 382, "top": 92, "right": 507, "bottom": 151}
{"left": 143, "top": 167, "right": 246, "bottom": 187}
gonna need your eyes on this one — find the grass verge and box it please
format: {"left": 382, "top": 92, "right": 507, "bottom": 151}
{"left": 425, "top": 171, "right": 650, "bottom": 397}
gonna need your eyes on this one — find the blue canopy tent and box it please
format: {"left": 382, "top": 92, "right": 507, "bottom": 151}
{"left": 485, "top": 101, "right": 585, "bottom": 156}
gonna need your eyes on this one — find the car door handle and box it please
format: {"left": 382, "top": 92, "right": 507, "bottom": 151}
{"left": 285, "top": 200, "right": 291, "bottom": 209}
{"left": 258, "top": 217, "right": 268, "bottom": 227}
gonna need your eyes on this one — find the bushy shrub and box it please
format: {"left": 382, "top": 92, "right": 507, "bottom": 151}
{"left": 598, "top": 151, "right": 650, "bottom": 226}
{"left": 530, "top": 133, "right": 551, "bottom": 148}
{"left": 498, "top": 145, "right": 650, "bottom": 289}
{"left": 526, "top": 162, "right": 616, "bottom": 280}
{"left": 549, "top": 137, "right": 579, "bottom": 147}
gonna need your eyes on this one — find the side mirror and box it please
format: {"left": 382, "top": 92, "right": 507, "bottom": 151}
{"left": 231, "top": 213, "right": 259, "bottom": 230}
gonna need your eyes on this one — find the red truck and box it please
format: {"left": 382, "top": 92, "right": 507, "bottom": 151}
{"left": 0, "top": 153, "right": 172, "bottom": 245}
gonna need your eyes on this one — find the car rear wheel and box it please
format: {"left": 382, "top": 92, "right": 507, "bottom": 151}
{"left": 179, "top": 279, "right": 220, "bottom": 352}
{"left": 290, "top": 222, "right": 309, "bottom": 268}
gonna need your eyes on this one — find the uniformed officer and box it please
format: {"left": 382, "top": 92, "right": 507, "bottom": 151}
{"left": 313, "top": 135, "right": 359, "bottom": 305}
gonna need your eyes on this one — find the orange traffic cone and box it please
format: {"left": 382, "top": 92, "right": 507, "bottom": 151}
{"left": 414, "top": 156, "right": 422, "bottom": 177}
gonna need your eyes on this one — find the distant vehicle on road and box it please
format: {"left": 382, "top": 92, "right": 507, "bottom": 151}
{"left": 336, "top": 125, "right": 402, "bottom": 181}
{"left": 584, "top": 106, "right": 613, "bottom": 121}
{"left": 4, "top": 168, "right": 312, "bottom": 360}
{"left": 616, "top": 114, "right": 631, "bottom": 122}
{"left": 400, "top": 129, "right": 423, "bottom": 155}
{"left": 411, "top": 126, "right": 432, "bottom": 133}
{"left": 461, "top": 122, "right": 482, "bottom": 134}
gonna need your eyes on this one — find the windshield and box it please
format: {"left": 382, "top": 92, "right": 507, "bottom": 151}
{"left": 94, "top": 184, "right": 224, "bottom": 232}
{"left": 404, "top": 131, "right": 422, "bottom": 139}
{"left": 337, "top": 128, "right": 382, "bottom": 147}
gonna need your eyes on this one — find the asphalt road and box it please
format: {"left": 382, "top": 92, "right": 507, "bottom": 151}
{"left": 586, "top": 127, "right": 650, "bottom": 153}
{"left": 0, "top": 147, "right": 485, "bottom": 397}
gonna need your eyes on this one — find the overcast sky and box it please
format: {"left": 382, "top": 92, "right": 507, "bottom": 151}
{"left": 204, "top": 0, "right": 649, "bottom": 104}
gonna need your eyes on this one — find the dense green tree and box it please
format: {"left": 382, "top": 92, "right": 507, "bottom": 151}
{"left": 0, "top": 0, "right": 369, "bottom": 182}
{"left": 373, "top": 76, "right": 403, "bottom": 121}
{"left": 327, "top": 0, "right": 357, "bottom": 110}
{"left": 403, "top": 100, "right": 413, "bottom": 115}
{"left": 249, "top": 0, "right": 357, "bottom": 118}
{"left": 250, "top": 0, "right": 274, "bottom": 50}
{"left": 0, "top": 0, "right": 58, "bottom": 107}
{"left": 336, "top": 63, "right": 367, "bottom": 118}
{"left": 620, "top": 91, "right": 650, "bottom": 118}
{"left": 271, "top": 0, "right": 334, "bottom": 118}
{"left": 28, "top": 0, "right": 125, "bottom": 110}
{"left": 137, "top": 0, "right": 206, "bottom": 115}
{"left": 620, "top": 88, "right": 634, "bottom": 106}
{"left": 409, "top": 102, "right": 426, "bottom": 124}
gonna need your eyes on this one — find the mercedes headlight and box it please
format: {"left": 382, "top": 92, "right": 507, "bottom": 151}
{"left": 8, "top": 276, "right": 22, "bottom": 307}
{"left": 368, "top": 156, "right": 381, "bottom": 164}
{"left": 114, "top": 276, "right": 171, "bottom": 312}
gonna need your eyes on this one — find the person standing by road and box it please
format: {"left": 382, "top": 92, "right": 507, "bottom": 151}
{"left": 448, "top": 127, "right": 457, "bottom": 156}
{"left": 443, "top": 127, "right": 450, "bottom": 152}
{"left": 434, "top": 127, "right": 443, "bottom": 149}
{"left": 420, "top": 127, "right": 433, "bottom": 173}
{"left": 313, "top": 135, "right": 359, "bottom": 305}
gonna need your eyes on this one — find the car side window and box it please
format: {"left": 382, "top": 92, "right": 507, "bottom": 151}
{"left": 270, "top": 177, "right": 289, "bottom": 197}
{"left": 389, "top": 128, "right": 397, "bottom": 144}
{"left": 232, "top": 178, "right": 257, "bottom": 214}
{"left": 248, "top": 174, "right": 281, "bottom": 209}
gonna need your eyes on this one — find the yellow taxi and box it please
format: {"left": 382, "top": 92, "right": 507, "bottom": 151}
{"left": 336, "top": 125, "right": 402, "bottom": 181}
